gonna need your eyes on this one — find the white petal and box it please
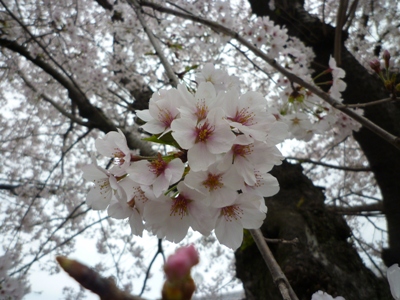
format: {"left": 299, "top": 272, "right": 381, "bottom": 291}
{"left": 388, "top": 264, "right": 400, "bottom": 300}
{"left": 188, "top": 143, "right": 217, "bottom": 171}
{"left": 129, "top": 211, "right": 145, "bottom": 237}
{"left": 108, "top": 201, "right": 130, "bottom": 219}
{"left": 215, "top": 217, "right": 243, "bottom": 250}
{"left": 86, "top": 185, "right": 111, "bottom": 210}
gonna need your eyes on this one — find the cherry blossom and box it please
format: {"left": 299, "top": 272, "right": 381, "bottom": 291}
{"left": 81, "top": 163, "right": 122, "bottom": 210}
{"left": 184, "top": 162, "right": 242, "bottom": 207}
{"left": 127, "top": 154, "right": 185, "bottom": 197}
{"left": 213, "top": 193, "right": 267, "bottom": 250}
{"left": 171, "top": 108, "right": 236, "bottom": 171}
{"left": 178, "top": 82, "right": 219, "bottom": 121}
{"left": 135, "top": 88, "right": 182, "bottom": 136}
{"left": 107, "top": 178, "right": 146, "bottom": 236}
{"left": 196, "top": 63, "right": 227, "bottom": 91}
{"left": 143, "top": 182, "right": 214, "bottom": 243}
{"left": 328, "top": 56, "right": 347, "bottom": 100}
{"left": 223, "top": 90, "right": 277, "bottom": 141}
{"left": 218, "top": 136, "right": 284, "bottom": 185}
{"left": 95, "top": 129, "right": 132, "bottom": 175}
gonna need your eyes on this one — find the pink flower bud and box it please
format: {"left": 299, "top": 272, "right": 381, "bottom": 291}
{"left": 383, "top": 50, "right": 391, "bottom": 68}
{"left": 369, "top": 59, "right": 381, "bottom": 74}
{"left": 164, "top": 245, "right": 199, "bottom": 281}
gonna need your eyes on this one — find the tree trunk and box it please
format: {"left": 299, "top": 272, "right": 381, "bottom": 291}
{"left": 235, "top": 162, "right": 392, "bottom": 300}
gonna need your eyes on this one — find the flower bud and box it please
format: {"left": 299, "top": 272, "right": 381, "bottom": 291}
{"left": 164, "top": 245, "right": 199, "bottom": 281}
{"left": 162, "top": 245, "right": 199, "bottom": 300}
{"left": 383, "top": 50, "right": 391, "bottom": 69}
{"left": 369, "top": 59, "right": 381, "bottom": 74}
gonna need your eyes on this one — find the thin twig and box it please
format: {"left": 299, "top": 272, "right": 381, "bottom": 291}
{"left": 286, "top": 156, "right": 371, "bottom": 172}
{"left": 129, "top": 0, "right": 179, "bottom": 88}
{"left": 249, "top": 229, "right": 299, "bottom": 300}
{"left": 326, "top": 202, "right": 383, "bottom": 215}
{"left": 334, "top": 0, "right": 348, "bottom": 65}
{"left": 139, "top": 239, "right": 165, "bottom": 297}
{"left": 265, "top": 237, "right": 299, "bottom": 245}
{"left": 336, "top": 97, "right": 400, "bottom": 108}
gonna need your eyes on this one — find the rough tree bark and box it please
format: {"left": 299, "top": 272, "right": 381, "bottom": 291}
{"left": 235, "top": 1, "right": 399, "bottom": 299}
{"left": 236, "top": 162, "right": 391, "bottom": 300}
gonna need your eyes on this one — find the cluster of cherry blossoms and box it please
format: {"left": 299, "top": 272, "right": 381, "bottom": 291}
{"left": 0, "top": 254, "right": 30, "bottom": 300}
{"left": 273, "top": 56, "right": 363, "bottom": 142}
{"left": 82, "top": 64, "right": 287, "bottom": 250}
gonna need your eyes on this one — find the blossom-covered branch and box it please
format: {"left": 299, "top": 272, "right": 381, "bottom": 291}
{"left": 139, "top": 0, "right": 400, "bottom": 150}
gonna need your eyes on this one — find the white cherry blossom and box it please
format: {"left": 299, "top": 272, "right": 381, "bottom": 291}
{"left": 95, "top": 129, "right": 131, "bottom": 174}
{"left": 171, "top": 108, "right": 236, "bottom": 171}
{"left": 107, "top": 178, "right": 146, "bottom": 236}
{"left": 136, "top": 88, "right": 182, "bottom": 136}
{"left": 144, "top": 182, "right": 214, "bottom": 243}
{"left": 128, "top": 154, "right": 185, "bottom": 197}
{"left": 184, "top": 162, "right": 242, "bottom": 207}
{"left": 82, "top": 163, "right": 121, "bottom": 210}
{"left": 214, "top": 193, "right": 267, "bottom": 250}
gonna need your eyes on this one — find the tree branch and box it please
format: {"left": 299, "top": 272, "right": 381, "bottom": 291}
{"left": 129, "top": 0, "right": 179, "bottom": 88}
{"left": 336, "top": 97, "right": 400, "bottom": 108}
{"left": 286, "top": 156, "right": 371, "bottom": 172}
{"left": 249, "top": 228, "right": 299, "bottom": 300}
{"left": 18, "top": 72, "right": 90, "bottom": 127}
{"left": 139, "top": 0, "right": 400, "bottom": 151}
{"left": 326, "top": 202, "right": 384, "bottom": 215}
{"left": 0, "top": 37, "right": 154, "bottom": 155}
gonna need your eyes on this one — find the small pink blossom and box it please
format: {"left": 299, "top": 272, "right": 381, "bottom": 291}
{"left": 107, "top": 178, "right": 146, "bottom": 236}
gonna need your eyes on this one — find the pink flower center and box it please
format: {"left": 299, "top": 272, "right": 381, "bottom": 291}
{"left": 202, "top": 173, "right": 223, "bottom": 191}
{"left": 195, "top": 121, "right": 214, "bottom": 143}
{"left": 196, "top": 100, "right": 208, "bottom": 120}
{"left": 159, "top": 109, "right": 175, "bottom": 128}
{"left": 228, "top": 107, "right": 255, "bottom": 126}
{"left": 150, "top": 157, "right": 167, "bottom": 176}
{"left": 127, "top": 186, "right": 148, "bottom": 210}
{"left": 170, "top": 195, "right": 190, "bottom": 219}
{"left": 113, "top": 149, "right": 125, "bottom": 165}
{"left": 232, "top": 144, "right": 253, "bottom": 158}
{"left": 127, "top": 198, "right": 136, "bottom": 208}
{"left": 221, "top": 205, "right": 243, "bottom": 222}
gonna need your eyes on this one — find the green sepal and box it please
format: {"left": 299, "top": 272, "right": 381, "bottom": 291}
{"left": 142, "top": 131, "right": 181, "bottom": 149}
{"left": 240, "top": 229, "right": 255, "bottom": 251}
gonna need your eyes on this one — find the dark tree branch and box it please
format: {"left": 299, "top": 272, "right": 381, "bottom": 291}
{"left": 286, "top": 156, "right": 371, "bottom": 172}
{"left": 326, "top": 202, "right": 384, "bottom": 215}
